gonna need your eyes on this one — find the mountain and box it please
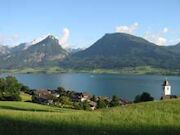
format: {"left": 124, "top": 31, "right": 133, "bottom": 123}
{"left": 0, "top": 35, "right": 68, "bottom": 69}
{"left": 0, "top": 45, "right": 10, "bottom": 56}
{"left": 1, "top": 33, "right": 180, "bottom": 70}
{"left": 167, "top": 42, "right": 180, "bottom": 54}
{"left": 61, "top": 33, "right": 180, "bottom": 69}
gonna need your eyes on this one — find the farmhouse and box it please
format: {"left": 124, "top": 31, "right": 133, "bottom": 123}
{"left": 50, "top": 90, "right": 60, "bottom": 98}
{"left": 89, "top": 101, "right": 97, "bottom": 110}
{"left": 32, "top": 89, "right": 54, "bottom": 105}
{"left": 80, "top": 92, "right": 92, "bottom": 102}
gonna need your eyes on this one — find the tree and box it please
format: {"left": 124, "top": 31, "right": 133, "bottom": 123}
{"left": 73, "top": 102, "right": 82, "bottom": 110}
{"left": 91, "top": 95, "right": 96, "bottom": 102}
{"left": 20, "top": 84, "right": 32, "bottom": 94}
{"left": 82, "top": 100, "right": 91, "bottom": 111}
{"left": 57, "top": 87, "right": 66, "bottom": 96}
{"left": 0, "top": 78, "right": 6, "bottom": 100}
{"left": 110, "top": 95, "right": 120, "bottom": 107}
{"left": 134, "top": 92, "right": 154, "bottom": 103}
{"left": 58, "top": 96, "right": 72, "bottom": 106}
{"left": 0, "top": 76, "right": 21, "bottom": 101}
{"left": 97, "top": 98, "right": 107, "bottom": 109}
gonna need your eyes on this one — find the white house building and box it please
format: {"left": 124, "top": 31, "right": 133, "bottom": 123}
{"left": 162, "top": 79, "right": 171, "bottom": 96}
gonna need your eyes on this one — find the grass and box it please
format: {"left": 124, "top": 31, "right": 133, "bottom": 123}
{"left": 20, "top": 92, "right": 32, "bottom": 102}
{"left": 1, "top": 99, "right": 180, "bottom": 135}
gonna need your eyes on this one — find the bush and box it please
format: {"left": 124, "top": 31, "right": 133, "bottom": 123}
{"left": 82, "top": 101, "right": 91, "bottom": 111}
{"left": 110, "top": 95, "right": 120, "bottom": 107}
{"left": 20, "top": 85, "right": 32, "bottom": 95}
{"left": 134, "top": 92, "right": 154, "bottom": 103}
{"left": 73, "top": 102, "right": 82, "bottom": 110}
{"left": 57, "top": 87, "right": 66, "bottom": 96}
{"left": 91, "top": 95, "right": 97, "bottom": 102}
{"left": 97, "top": 98, "right": 107, "bottom": 109}
{"left": 58, "top": 96, "right": 72, "bottom": 106}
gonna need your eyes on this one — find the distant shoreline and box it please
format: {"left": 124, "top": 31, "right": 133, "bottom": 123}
{"left": 1, "top": 66, "right": 180, "bottom": 76}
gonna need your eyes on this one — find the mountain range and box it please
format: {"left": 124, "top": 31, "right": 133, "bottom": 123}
{"left": 0, "top": 35, "right": 68, "bottom": 69}
{"left": 0, "top": 33, "right": 180, "bottom": 70}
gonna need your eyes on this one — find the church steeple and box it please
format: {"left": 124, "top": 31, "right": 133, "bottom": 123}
{"left": 162, "top": 79, "right": 171, "bottom": 96}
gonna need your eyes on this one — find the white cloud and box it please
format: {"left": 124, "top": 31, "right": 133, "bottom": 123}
{"left": 115, "top": 22, "right": 139, "bottom": 34}
{"left": 163, "top": 27, "right": 168, "bottom": 33}
{"left": 157, "top": 37, "right": 167, "bottom": 45}
{"left": 115, "top": 23, "right": 180, "bottom": 46}
{"left": 0, "top": 34, "right": 19, "bottom": 46}
{"left": 59, "top": 28, "right": 70, "bottom": 48}
{"left": 143, "top": 27, "right": 173, "bottom": 46}
{"left": 144, "top": 31, "right": 167, "bottom": 46}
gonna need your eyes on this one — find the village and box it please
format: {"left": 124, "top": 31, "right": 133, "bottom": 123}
{"left": 30, "top": 79, "right": 176, "bottom": 110}
{"left": 31, "top": 87, "right": 131, "bottom": 110}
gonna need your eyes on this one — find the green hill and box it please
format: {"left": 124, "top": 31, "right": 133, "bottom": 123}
{"left": 1, "top": 99, "right": 180, "bottom": 135}
{"left": 61, "top": 33, "right": 180, "bottom": 69}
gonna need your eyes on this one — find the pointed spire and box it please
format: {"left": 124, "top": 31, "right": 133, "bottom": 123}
{"left": 162, "top": 78, "right": 170, "bottom": 86}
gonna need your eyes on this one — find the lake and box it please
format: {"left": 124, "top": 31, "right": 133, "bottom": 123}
{"left": 1, "top": 73, "right": 180, "bottom": 100}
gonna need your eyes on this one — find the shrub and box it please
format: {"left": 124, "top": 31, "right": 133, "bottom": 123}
{"left": 58, "top": 96, "right": 72, "bottom": 106}
{"left": 97, "top": 98, "right": 107, "bottom": 109}
{"left": 134, "top": 92, "right": 154, "bottom": 103}
{"left": 110, "top": 95, "right": 120, "bottom": 107}
{"left": 91, "top": 95, "right": 97, "bottom": 102}
{"left": 82, "top": 101, "right": 91, "bottom": 111}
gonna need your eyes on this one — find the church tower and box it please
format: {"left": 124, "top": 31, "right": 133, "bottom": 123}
{"left": 162, "top": 79, "right": 171, "bottom": 96}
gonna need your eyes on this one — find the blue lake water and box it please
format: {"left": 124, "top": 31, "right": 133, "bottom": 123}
{"left": 1, "top": 73, "right": 180, "bottom": 100}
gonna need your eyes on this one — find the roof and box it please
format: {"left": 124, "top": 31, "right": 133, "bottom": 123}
{"left": 89, "top": 101, "right": 97, "bottom": 106}
{"left": 81, "top": 92, "right": 92, "bottom": 97}
{"left": 162, "top": 80, "right": 170, "bottom": 86}
{"left": 34, "top": 90, "right": 54, "bottom": 100}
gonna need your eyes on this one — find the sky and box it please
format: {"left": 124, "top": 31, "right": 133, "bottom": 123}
{"left": 0, "top": 0, "right": 180, "bottom": 48}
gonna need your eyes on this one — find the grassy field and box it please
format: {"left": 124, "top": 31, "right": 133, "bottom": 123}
{"left": 20, "top": 92, "right": 32, "bottom": 102}
{"left": 1, "top": 99, "right": 180, "bottom": 135}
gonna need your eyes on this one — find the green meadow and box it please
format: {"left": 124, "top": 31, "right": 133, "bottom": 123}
{"left": 1, "top": 99, "right": 180, "bottom": 135}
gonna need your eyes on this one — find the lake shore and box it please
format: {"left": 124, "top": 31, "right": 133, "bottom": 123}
{"left": 1, "top": 66, "right": 180, "bottom": 76}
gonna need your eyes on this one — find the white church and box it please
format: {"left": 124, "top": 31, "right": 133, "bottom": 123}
{"left": 161, "top": 79, "right": 176, "bottom": 99}
{"left": 162, "top": 79, "right": 171, "bottom": 96}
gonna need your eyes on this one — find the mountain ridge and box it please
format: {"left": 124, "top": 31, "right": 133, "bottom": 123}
{"left": 60, "top": 33, "right": 180, "bottom": 69}
{"left": 0, "top": 35, "right": 68, "bottom": 69}
{"left": 0, "top": 33, "right": 180, "bottom": 70}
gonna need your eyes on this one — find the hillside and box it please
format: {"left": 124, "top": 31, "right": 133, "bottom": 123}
{"left": 0, "top": 35, "right": 68, "bottom": 69}
{"left": 167, "top": 43, "right": 180, "bottom": 54}
{"left": 61, "top": 33, "right": 180, "bottom": 69}
{"left": 1, "top": 100, "right": 180, "bottom": 135}
{"left": 0, "top": 45, "right": 10, "bottom": 56}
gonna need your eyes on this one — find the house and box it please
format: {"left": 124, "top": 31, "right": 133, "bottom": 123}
{"left": 50, "top": 90, "right": 60, "bottom": 98}
{"left": 119, "top": 99, "right": 132, "bottom": 105}
{"left": 32, "top": 89, "right": 54, "bottom": 105}
{"left": 80, "top": 92, "right": 92, "bottom": 102}
{"left": 89, "top": 101, "right": 97, "bottom": 110}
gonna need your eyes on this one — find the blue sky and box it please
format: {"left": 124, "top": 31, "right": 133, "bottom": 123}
{"left": 0, "top": 0, "right": 180, "bottom": 48}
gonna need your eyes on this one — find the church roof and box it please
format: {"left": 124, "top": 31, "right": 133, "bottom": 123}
{"left": 162, "top": 80, "right": 170, "bottom": 86}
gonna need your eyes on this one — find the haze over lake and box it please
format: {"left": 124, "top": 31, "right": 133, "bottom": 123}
{"left": 1, "top": 73, "right": 180, "bottom": 100}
